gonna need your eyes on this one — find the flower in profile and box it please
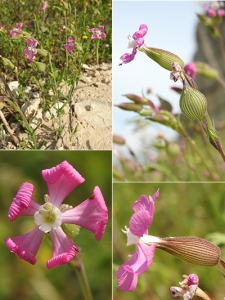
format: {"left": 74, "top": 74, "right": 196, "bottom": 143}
{"left": 119, "top": 24, "right": 148, "bottom": 66}
{"left": 4, "top": 161, "right": 108, "bottom": 269}
{"left": 64, "top": 36, "right": 75, "bottom": 52}
{"left": 24, "top": 39, "right": 38, "bottom": 62}
{"left": 42, "top": 1, "right": 48, "bottom": 12}
{"left": 202, "top": 1, "right": 225, "bottom": 17}
{"left": 90, "top": 25, "right": 106, "bottom": 40}
{"left": 10, "top": 23, "right": 23, "bottom": 37}
{"left": 170, "top": 274, "right": 199, "bottom": 300}
{"left": 184, "top": 62, "right": 196, "bottom": 80}
{"left": 116, "top": 190, "right": 160, "bottom": 291}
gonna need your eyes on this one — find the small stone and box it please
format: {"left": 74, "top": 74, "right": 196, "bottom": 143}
{"left": 8, "top": 81, "right": 19, "bottom": 92}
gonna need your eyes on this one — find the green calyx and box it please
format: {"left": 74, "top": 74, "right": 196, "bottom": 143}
{"left": 139, "top": 46, "right": 184, "bottom": 71}
{"left": 180, "top": 86, "right": 207, "bottom": 121}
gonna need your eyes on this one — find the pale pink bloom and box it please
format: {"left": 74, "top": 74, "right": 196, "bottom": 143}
{"left": 116, "top": 190, "right": 159, "bottom": 291}
{"left": 170, "top": 274, "right": 199, "bottom": 300}
{"left": 202, "top": 1, "right": 225, "bottom": 17}
{"left": 64, "top": 36, "right": 75, "bottom": 52}
{"left": 61, "top": 25, "right": 66, "bottom": 31}
{"left": 119, "top": 24, "right": 148, "bottom": 66}
{"left": 184, "top": 62, "right": 196, "bottom": 80}
{"left": 170, "top": 62, "right": 182, "bottom": 82}
{"left": 10, "top": 23, "right": 23, "bottom": 37}
{"left": 24, "top": 39, "right": 38, "bottom": 62}
{"left": 4, "top": 161, "right": 108, "bottom": 269}
{"left": 42, "top": 1, "right": 48, "bottom": 12}
{"left": 90, "top": 25, "right": 106, "bottom": 40}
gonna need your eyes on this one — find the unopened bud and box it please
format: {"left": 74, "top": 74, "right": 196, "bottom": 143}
{"left": 1, "top": 57, "right": 15, "bottom": 70}
{"left": 156, "top": 236, "right": 220, "bottom": 266}
{"left": 196, "top": 62, "right": 218, "bottom": 80}
{"left": 180, "top": 86, "right": 207, "bottom": 120}
{"left": 113, "top": 135, "right": 126, "bottom": 145}
{"left": 37, "top": 48, "right": 48, "bottom": 57}
{"left": 115, "top": 103, "right": 143, "bottom": 112}
{"left": 32, "top": 61, "right": 46, "bottom": 72}
{"left": 139, "top": 46, "right": 184, "bottom": 71}
{"left": 123, "top": 94, "right": 148, "bottom": 104}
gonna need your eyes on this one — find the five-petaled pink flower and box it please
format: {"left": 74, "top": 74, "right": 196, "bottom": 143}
{"left": 4, "top": 161, "right": 108, "bottom": 269}
{"left": 24, "top": 39, "right": 38, "bottom": 62}
{"left": 10, "top": 23, "right": 23, "bottom": 37}
{"left": 42, "top": 1, "right": 48, "bottom": 12}
{"left": 119, "top": 24, "right": 148, "bottom": 66}
{"left": 184, "top": 62, "right": 196, "bottom": 80}
{"left": 116, "top": 189, "right": 160, "bottom": 292}
{"left": 64, "top": 36, "right": 75, "bottom": 52}
{"left": 90, "top": 25, "right": 106, "bottom": 40}
{"left": 202, "top": 1, "right": 225, "bottom": 17}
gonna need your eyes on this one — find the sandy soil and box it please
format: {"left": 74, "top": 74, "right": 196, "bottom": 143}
{"left": 0, "top": 63, "right": 112, "bottom": 150}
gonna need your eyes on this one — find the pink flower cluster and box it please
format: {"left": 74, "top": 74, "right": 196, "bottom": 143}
{"left": 42, "top": 1, "right": 48, "bottom": 12}
{"left": 116, "top": 190, "right": 159, "bottom": 291}
{"left": 10, "top": 23, "right": 23, "bottom": 37}
{"left": 90, "top": 25, "right": 106, "bottom": 40}
{"left": 4, "top": 161, "right": 108, "bottom": 269}
{"left": 64, "top": 36, "right": 75, "bottom": 52}
{"left": 24, "top": 39, "right": 38, "bottom": 62}
{"left": 119, "top": 24, "right": 148, "bottom": 66}
{"left": 202, "top": 1, "right": 225, "bottom": 17}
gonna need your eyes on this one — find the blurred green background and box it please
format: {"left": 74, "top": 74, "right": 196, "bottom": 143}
{"left": 113, "top": 183, "right": 225, "bottom": 300}
{"left": 0, "top": 151, "right": 112, "bottom": 300}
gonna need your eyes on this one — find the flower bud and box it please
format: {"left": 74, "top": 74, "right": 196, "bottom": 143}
{"left": 156, "top": 236, "right": 221, "bottom": 266}
{"left": 115, "top": 103, "right": 143, "bottom": 112}
{"left": 113, "top": 135, "right": 126, "bottom": 145}
{"left": 139, "top": 46, "right": 184, "bottom": 70}
{"left": 1, "top": 57, "right": 15, "bottom": 70}
{"left": 32, "top": 61, "right": 46, "bottom": 72}
{"left": 180, "top": 86, "right": 207, "bottom": 120}
{"left": 196, "top": 62, "right": 218, "bottom": 80}
{"left": 123, "top": 94, "right": 148, "bottom": 104}
{"left": 37, "top": 48, "right": 48, "bottom": 57}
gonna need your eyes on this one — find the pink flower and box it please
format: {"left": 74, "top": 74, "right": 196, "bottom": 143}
{"left": 119, "top": 24, "right": 148, "bottom": 66}
{"left": 24, "top": 39, "right": 38, "bottom": 62}
{"left": 116, "top": 189, "right": 160, "bottom": 291}
{"left": 90, "top": 25, "right": 106, "bottom": 40}
{"left": 10, "top": 23, "right": 23, "bottom": 37}
{"left": 184, "top": 62, "right": 196, "bottom": 80}
{"left": 61, "top": 25, "right": 66, "bottom": 31}
{"left": 170, "top": 274, "right": 199, "bottom": 300}
{"left": 4, "top": 161, "right": 108, "bottom": 269}
{"left": 42, "top": 1, "right": 48, "bottom": 12}
{"left": 202, "top": 1, "right": 225, "bottom": 17}
{"left": 64, "top": 36, "right": 75, "bottom": 52}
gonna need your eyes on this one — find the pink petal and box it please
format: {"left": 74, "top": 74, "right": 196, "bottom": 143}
{"left": 4, "top": 226, "right": 44, "bottom": 265}
{"left": 27, "top": 39, "right": 38, "bottom": 48}
{"left": 98, "top": 25, "right": 104, "bottom": 30}
{"left": 8, "top": 182, "right": 40, "bottom": 220}
{"left": 116, "top": 241, "right": 155, "bottom": 291}
{"left": 62, "top": 186, "right": 108, "bottom": 240}
{"left": 67, "top": 36, "right": 74, "bottom": 43}
{"left": 129, "top": 210, "right": 152, "bottom": 236}
{"left": 184, "top": 62, "right": 196, "bottom": 80}
{"left": 119, "top": 48, "right": 137, "bottom": 66}
{"left": 42, "top": 161, "right": 85, "bottom": 208}
{"left": 47, "top": 227, "right": 79, "bottom": 269}
{"left": 132, "top": 24, "right": 148, "bottom": 39}
{"left": 90, "top": 28, "right": 97, "bottom": 33}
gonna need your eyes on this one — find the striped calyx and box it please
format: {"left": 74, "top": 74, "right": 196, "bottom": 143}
{"left": 155, "top": 236, "right": 220, "bottom": 266}
{"left": 139, "top": 46, "right": 184, "bottom": 71}
{"left": 180, "top": 86, "right": 207, "bottom": 120}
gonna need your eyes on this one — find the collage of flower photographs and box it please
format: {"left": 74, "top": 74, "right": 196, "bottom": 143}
{"left": 0, "top": 1, "right": 225, "bottom": 300}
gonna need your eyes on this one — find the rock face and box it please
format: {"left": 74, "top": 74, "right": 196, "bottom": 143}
{"left": 193, "top": 20, "right": 225, "bottom": 120}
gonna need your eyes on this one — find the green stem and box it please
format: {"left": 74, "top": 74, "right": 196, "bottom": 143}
{"left": 69, "top": 254, "right": 93, "bottom": 300}
{"left": 218, "top": 31, "right": 225, "bottom": 67}
{"left": 195, "top": 287, "right": 213, "bottom": 300}
{"left": 96, "top": 39, "right": 100, "bottom": 65}
{"left": 216, "top": 77, "right": 225, "bottom": 90}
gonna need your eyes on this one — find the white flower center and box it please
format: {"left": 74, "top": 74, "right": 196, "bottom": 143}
{"left": 34, "top": 194, "right": 62, "bottom": 233}
{"left": 122, "top": 226, "right": 139, "bottom": 246}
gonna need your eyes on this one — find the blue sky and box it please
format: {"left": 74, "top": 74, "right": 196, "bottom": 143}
{"left": 113, "top": 1, "right": 204, "bottom": 156}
